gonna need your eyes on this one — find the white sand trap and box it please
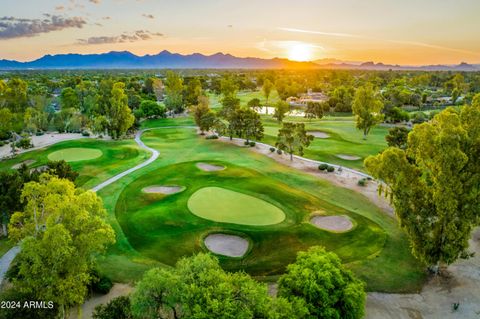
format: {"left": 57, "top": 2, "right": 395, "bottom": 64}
{"left": 336, "top": 154, "right": 361, "bottom": 161}
{"left": 196, "top": 162, "right": 225, "bottom": 172}
{"left": 142, "top": 185, "right": 185, "bottom": 195}
{"left": 309, "top": 131, "right": 330, "bottom": 139}
{"left": 12, "top": 159, "right": 36, "bottom": 169}
{"left": 204, "top": 234, "right": 249, "bottom": 257}
{"left": 311, "top": 215, "right": 353, "bottom": 232}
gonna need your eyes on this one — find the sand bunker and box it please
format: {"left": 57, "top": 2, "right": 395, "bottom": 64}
{"left": 309, "top": 131, "right": 330, "bottom": 139}
{"left": 12, "top": 159, "right": 36, "bottom": 169}
{"left": 204, "top": 234, "right": 249, "bottom": 257}
{"left": 142, "top": 185, "right": 185, "bottom": 195}
{"left": 336, "top": 154, "right": 361, "bottom": 161}
{"left": 311, "top": 215, "right": 353, "bottom": 232}
{"left": 196, "top": 162, "right": 225, "bottom": 172}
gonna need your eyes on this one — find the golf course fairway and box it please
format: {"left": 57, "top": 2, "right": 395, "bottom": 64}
{"left": 48, "top": 147, "right": 103, "bottom": 162}
{"left": 188, "top": 187, "right": 286, "bottom": 226}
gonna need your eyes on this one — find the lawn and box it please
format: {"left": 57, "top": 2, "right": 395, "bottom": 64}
{"left": 0, "top": 237, "right": 14, "bottom": 257}
{"left": 96, "top": 122, "right": 424, "bottom": 292}
{"left": 261, "top": 115, "right": 389, "bottom": 171}
{"left": 0, "top": 138, "right": 149, "bottom": 189}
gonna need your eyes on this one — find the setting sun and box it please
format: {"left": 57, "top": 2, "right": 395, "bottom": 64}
{"left": 288, "top": 42, "right": 314, "bottom": 62}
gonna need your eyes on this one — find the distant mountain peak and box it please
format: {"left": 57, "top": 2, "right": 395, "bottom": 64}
{"left": 0, "top": 51, "right": 478, "bottom": 70}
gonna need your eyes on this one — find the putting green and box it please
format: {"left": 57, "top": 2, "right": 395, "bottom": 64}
{"left": 187, "top": 187, "right": 285, "bottom": 226}
{"left": 48, "top": 148, "right": 103, "bottom": 162}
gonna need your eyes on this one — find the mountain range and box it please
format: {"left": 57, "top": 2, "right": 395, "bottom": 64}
{"left": 0, "top": 50, "right": 479, "bottom": 71}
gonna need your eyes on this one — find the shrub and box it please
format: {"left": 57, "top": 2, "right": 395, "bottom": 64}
{"left": 249, "top": 141, "right": 256, "bottom": 147}
{"left": 326, "top": 166, "right": 335, "bottom": 173}
{"left": 93, "top": 296, "right": 132, "bottom": 319}
{"left": 269, "top": 147, "right": 275, "bottom": 152}
{"left": 0, "top": 141, "right": 5, "bottom": 147}
{"left": 244, "top": 140, "right": 250, "bottom": 146}
{"left": 82, "top": 130, "right": 91, "bottom": 137}
{"left": 318, "top": 163, "right": 328, "bottom": 171}
{"left": 205, "top": 135, "right": 218, "bottom": 140}
{"left": 276, "top": 149, "right": 282, "bottom": 155}
{"left": 90, "top": 270, "right": 113, "bottom": 295}
{"left": 358, "top": 178, "right": 367, "bottom": 187}
{"left": 35, "top": 131, "right": 45, "bottom": 136}
{"left": 16, "top": 137, "right": 33, "bottom": 149}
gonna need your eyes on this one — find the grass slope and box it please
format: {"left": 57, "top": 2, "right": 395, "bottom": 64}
{"left": 96, "top": 120, "right": 424, "bottom": 292}
{"left": 0, "top": 139, "right": 148, "bottom": 189}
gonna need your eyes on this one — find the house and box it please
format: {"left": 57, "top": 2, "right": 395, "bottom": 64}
{"left": 288, "top": 89, "right": 328, "bottom": 107}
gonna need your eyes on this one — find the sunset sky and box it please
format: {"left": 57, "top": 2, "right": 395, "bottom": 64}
{"left": 1, "top": 0, "right": 479, "bottom": 65}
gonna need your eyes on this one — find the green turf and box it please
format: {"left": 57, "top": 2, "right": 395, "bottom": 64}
{"left": 187, "top": 186, "right": 286, "bottom": 226}
{"left": 0, "top": 139, "right": 149, "bottom": 189}
{"left": 98, "top": 124, "right": 425, "bottom": 292}
{"left": 261, "top": 115, "right": 389, "bottom": 171}
{"left": 47, "top": 147, "right": 103, "bottom": 162}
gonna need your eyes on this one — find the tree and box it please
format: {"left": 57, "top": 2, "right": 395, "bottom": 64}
{"left": 107, "top": 82, "right": 135, "bottom": 138}
{"left": 8, "top": 174, "right": 115, "bottom": 318}
{"left": 329, "top": 85, "right": 354, "bottom": 112}
{"left": 273, "top": 100, "right": 289, "bottom": 123}
{"left": 276, "top": 122, "right": 313, "bottom": 161}
{"left": 220, "top": 76, "right": 238, "bottom": 98}
{"left": 93, "top": 296, "right": 132, "bottom": 319}
{"left": 365, "top": 100, "right": 480, "bottom": 273}
{"left": 0, "top": 108, "right": 14, "bottom": 140}
{"left": 219, "top": 95, "right": 240, "bottom": 121}
{"left": 262, "top": 79, "right": 273, "bottom": 114}
{"left": 278, "top": 246, "right": 366, "bottom": 319}
{"left": 130, "top": 253, "right": 308, "bottom": 319}
{"left": 46, "top": 160, "right": 79, "bottom": 182}
{"left": 247, "top": 97, "right": 261, "bottom": 111}
{"left": 244, "top": 108, "right": 264, "bottom": 143}
{"left": 184, "top": 77, "right": 203, "bottom": 106}
{"left": 304, "top": 101, "right": 324, "bottom": 120}
{"left": 139, "top": 100, "right": 166, "bottom": 118}
{"left": 191, "top": 96, "right": 213, "bottom": 134}
{"left": 4, "top": 78, "right": 28, "bottom": 113}
{"left": 164, "top": 71, "right": 185, "bottom": 114}
{"left": 385, "top": 127, "right": 409, "bottom": 149}
{"left": 352, "top": 85, "right": 384, "bottom": 139}
{"left": 60, "top": 87, "right": 80, "bottom": 110}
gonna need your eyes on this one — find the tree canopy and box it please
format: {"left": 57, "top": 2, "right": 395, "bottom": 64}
{"left": 8, "top": 174, "right": 115, "bottom": 317}
{"left": 352, "top": 85, "right": 384, "bottom": 139}
{"left": 278, "top": 246, "right": 366, "bottom": 319}
{"left": 130, "top": 253, "right": 308, "bottom": 319}
{"left": 365, "top": 98, "right": 480, "bottom": 271}
{"left": 276, "top": 122, "right": 313, "bottom": 160}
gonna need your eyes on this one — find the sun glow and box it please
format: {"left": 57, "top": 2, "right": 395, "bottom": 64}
{"left": 288, "top": 42, "right": 314, "bottom": 61}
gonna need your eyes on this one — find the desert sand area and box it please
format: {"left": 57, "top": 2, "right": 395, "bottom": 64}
{"left": 366, "top": 228, "right": 480, "bottom": 319}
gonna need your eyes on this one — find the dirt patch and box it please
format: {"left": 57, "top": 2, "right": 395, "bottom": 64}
{"left": 196, "top": 162, "right": 225, "bottom": 172}
{"left": 68, "top": 283, "right": 133, "bottom": 319}
{"left": 309, "top": 131, "right": 330, "bottom": 139}
{"left": 311, "top": 215, "right": 353, "bottom": 232}
{"left": 336, "top": 154, "right": 361, "bottom": 161}
{"left": 366, "top": 228, "right": 480, "bottom": 318}
{"left": 11, "top": 159, "right": 36, "bottom": 169}
{"left": 142, "top": 185, "right": 185, "bottom": 195}
{"left": 204, "top": 234, "right": 249, "bottom": 257}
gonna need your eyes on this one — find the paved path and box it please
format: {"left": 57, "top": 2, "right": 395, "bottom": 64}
{"left": 0, "top": 246, "right": 20, "bottom": 284}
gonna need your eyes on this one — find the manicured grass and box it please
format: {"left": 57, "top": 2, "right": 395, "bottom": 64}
{"left": 261, "top": 115, "right": 389, "bottom": 171}
{"left": 47, "top": 147, "right": 103, "bottom": 162}
{"left": 99, "top": 124, "right": 425, "bottom": 292}
{"left": 187, "top": 186, "right": 286, "bottom": 226}
{"left": 0, "top": 139, "right": 149, "bottom": 189}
